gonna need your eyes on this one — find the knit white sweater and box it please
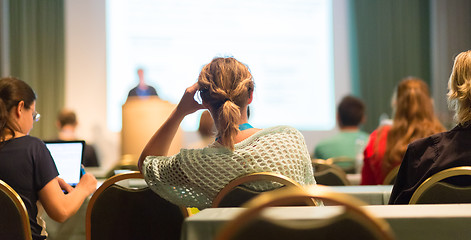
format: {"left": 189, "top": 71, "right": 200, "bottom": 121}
{"left": 142, "top": 125, "right": 315, "bottom": 209}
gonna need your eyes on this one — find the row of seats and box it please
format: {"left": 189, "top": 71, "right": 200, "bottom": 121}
{"left": 3, "top": 166, "right": 471, "bottom": 239}
{"left": 313, "top": 158, "right": 399, "bottom": 186}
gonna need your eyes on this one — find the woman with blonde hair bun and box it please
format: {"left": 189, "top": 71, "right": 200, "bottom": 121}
{"left": 361, "top": 77, "right": 445, "bottom": 185}
{"left": 390, "top": 50, "right": 471, "bottom": 204}
{"left": 138, "top": 57, "right": 315, "bottom": 209}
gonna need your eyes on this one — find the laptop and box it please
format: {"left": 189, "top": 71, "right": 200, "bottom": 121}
{"left": 44, "top": 140, "right": 85, "bottom": 187}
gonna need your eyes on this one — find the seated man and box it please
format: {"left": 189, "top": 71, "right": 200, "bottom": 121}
{"left": 56, "top": 109, "right": 100, "bottom": 167}
{"left": 313, "top": 96, "right": 369, "bottom": 161}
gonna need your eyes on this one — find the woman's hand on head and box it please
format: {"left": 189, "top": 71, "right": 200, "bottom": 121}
{"left": 176, "top": 83, "right": 205, "bottom": 116}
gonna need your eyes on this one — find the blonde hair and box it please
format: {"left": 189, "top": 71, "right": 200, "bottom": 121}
{"left": 447, "top": 50, "right": 471, "bottom": 125}
{"left": 197, "top": 57, "right": 254, "bottom": 150}
{"left": 382, "top": 77, "right": 445, "bottom": 174}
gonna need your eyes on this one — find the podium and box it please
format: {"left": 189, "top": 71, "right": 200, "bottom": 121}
{"left": 121, "top": 96, "right": 183, "bottom": 164}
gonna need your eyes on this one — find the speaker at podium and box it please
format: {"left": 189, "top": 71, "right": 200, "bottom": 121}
{"left": 121, "top": 96, "right": 183, "bottom": 165}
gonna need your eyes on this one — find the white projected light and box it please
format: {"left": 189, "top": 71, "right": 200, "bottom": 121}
{"left": 106, "top": 0, "right": 334, "bottom": 132}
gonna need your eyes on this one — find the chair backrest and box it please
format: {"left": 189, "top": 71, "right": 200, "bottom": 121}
{"left": 0, "top": 180, "right": 32, "bottom": 240}
{"left": 215, "top": 185, "right": 395, "bottom": 240}
{"left": 383, "top": 165, "right": 400, "bottom": 185}
{"left": 212, "top": 172, "right": 313, "bottom": 208}
{"left": 105, "top": 154, "right": 140, "bottom": 178}
{"left": 327, "top": 156, "right": 357, "bottom": 174}
{"left": 86, "top": 171, "right": 189, "bottom": 240}
{"left": 312, "top": 159, "right": 350, "bottom": 186}
{"left": 409, "top": 166, "right": 471, "bottom": 204}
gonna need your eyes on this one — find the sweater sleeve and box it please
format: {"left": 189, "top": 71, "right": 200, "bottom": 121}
{"left": 142, "top": 154, "right": 212, "bottom": 209}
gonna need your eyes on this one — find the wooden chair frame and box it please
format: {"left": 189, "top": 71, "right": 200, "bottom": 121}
{"left": 383, "top": 165, "right": 400, "bottom": 185}
{"left": 326, "top": 156, "right": 357, "bottom": 173}
{"left": 0, "top": 180, "right": 32, "bottom": 240}
{"left": 312, "top": 159, "right": 351, "bottom": 186}
{"left": 215, "top": 185, "right": 395, "bottom": 240}
{"left": 409, "top": 166, "right": 471, "bottom": 204}
{"left": 212, "top": 172, "right": 305, "bottom": 208}
{"left": 85, "top": 171, "right": 190, "bottom": 240}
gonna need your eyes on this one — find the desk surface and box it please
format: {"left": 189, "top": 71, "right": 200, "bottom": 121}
{"left": 346, "top": 173, "right": 361, "bottom": 185}
{"left": 183, "top": 205, "right": 471, "bottom": 240}
{"left": 328, "top": 185, "right": 393, "bottom": 205}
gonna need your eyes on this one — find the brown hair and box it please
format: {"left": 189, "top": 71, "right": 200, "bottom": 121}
{"left": 0, "top": 77, "right": 36, "bottom": 141}
{"left": 338, "top": 95, "right": 365, "bottom": 127}
{"left": 382, "top": 77, "right": 445, "bottom": 174}
{"left": 447, "top": 50, "right": 471, "bottom": 125}
{"left": 57, "top": 109, "right": 77, "bottom": 128}
{"left": 197, "top": 57, "right": 254, "bottom": 150}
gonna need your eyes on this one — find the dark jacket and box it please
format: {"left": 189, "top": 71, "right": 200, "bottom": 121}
{"left": 389, "top": 124, "right": 471, "bottom": 204}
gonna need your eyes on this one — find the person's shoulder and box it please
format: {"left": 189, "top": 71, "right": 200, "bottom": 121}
{"left": 263, "top": 125, "right": 301, "bottom": 134}
{"left": 358, "top": 130, "right": 370, "bottom": 138}
{"left": 368, "top": 124, "right": 391, "bottom": 139}
{"left": 127, "top": 86, "right": 138, "bottom": 96}
{"left": 9, "top": 136, "right": 48, "bottom": 153}
{"left": 18, "top": 135, "right": 45, "bottom": 145}
{"left": 314, "top": 135, "right": 336, "bottom": 149}
{"left": 232, "top": 125, "right": 304, "bottom": 148}
{"left": 408, "top": 130, "right": 448, "bottom": 152}
{"left": 259, "top": 125, "right": 306, "bottom": 141}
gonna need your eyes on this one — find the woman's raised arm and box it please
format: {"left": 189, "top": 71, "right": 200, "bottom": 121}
{"left": 138, "top": 83, "right": 204, "bottom": 171}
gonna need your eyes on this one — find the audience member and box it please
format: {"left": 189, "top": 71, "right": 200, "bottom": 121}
{"left": 127, "top": 68, "right": 158, "bottom": 98}
{"left": 361, "top": 77, "right": 445, "bottom": 185}
{"left": 56, "top": 109, "right": 100, "bottom": 167}
{"left": 138, "top": 57, "right": 315, "bottom": 209}
{"left": 390, "top": 50, "right": 471, "bottom": 204}
{"left": 313, "top": 95, "right": 369, "bottom": 160}
{"left": 0, "top": 77, "right": 97, "bottom": 240}
{"left": 189, "top": 110, "right": 215, "bottom": 149}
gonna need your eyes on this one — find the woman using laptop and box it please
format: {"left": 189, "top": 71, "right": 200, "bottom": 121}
{"left": 0, "top": 77, "right": 97, "bottom": 240}
{"left": 138, "top": 57, "right": 315, "bottom": 209}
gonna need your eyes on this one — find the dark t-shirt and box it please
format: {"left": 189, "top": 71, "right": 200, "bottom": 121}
{"left": 83, "top": 144, "right": 99, "bottom": 167}
{"left": 0, "top": 136, "right": 58, "bottom": 240}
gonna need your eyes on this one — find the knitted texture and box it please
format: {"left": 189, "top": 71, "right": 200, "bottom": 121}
{"left": 142, "top": 125, "right": 315, "bottom": 209}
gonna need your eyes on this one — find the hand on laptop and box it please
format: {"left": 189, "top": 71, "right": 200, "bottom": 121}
{"left": 76, "top": 172, "right": 97, "bottom": 195}
{"left": 57, "top": 177, "right": 74, "bottom": 194}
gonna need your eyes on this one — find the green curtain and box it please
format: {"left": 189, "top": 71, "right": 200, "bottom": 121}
{"left": 8, "top": 0, "right": 65, "bottom": 139}
{"left": 349, "top": 0, "right": 431, "bottom": 132}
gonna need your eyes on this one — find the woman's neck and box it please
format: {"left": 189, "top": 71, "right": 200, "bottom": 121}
{"left": 2, "top": 131, "right": 25, "bottom": 141}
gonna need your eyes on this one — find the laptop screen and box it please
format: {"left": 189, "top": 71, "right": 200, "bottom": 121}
{"left": 44, "top": 140, "right": 84, "bottom": 187}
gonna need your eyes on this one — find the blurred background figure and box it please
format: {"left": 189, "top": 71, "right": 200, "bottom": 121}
{"left": 390, "top": 50, "right": 471, "bottom": 203}
{"left": 189, "top": 110, "right": 216, "bottom": 149}
{"left": 361, "top": 77, "right": 445, "bottom": 185}
{"left": 56, "top": 109, "right": 100, "bottom": 167}
{"left": 313, "top": 95, "right": 369, "bottom": 160}
{"left": 127, "top": 68, "right": 158, "bottom": 98}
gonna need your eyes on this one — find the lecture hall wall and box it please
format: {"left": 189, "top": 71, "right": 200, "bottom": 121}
{"left": 64, "top": 0, "right": 351, "bottom": 170}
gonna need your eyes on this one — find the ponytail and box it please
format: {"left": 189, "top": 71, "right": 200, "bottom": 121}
{"left": 218, "top": 100, "right": 241, "bottom": 151}
{"left": 198, "top": 57, "right": 254, "bottom": 151}
{"left": 0, "top": 98, "right": 10, "bottom": 142}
